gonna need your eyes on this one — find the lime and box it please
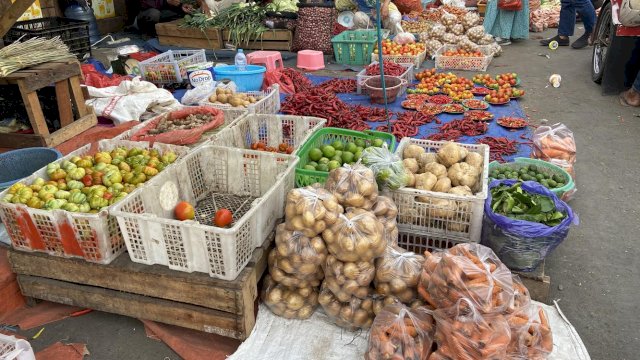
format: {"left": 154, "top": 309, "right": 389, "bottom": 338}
{"left": 342, "top": 151, "right": 355, "bottom": 164}
{"left": 308, "top": 161, "right": 318, "bottom": 168}
{"left": 536, "top": 173, "right": 545, "bottom": 181}
{"left": 334, "top": 150, "right": 342, "bottom": 158}
{"left": 328, "top": 160, "right": 341, "bottom": 170}
{"left": 322, "top": 145, "right": 336, "bottom": 158}
{"left": 356, "top": 146, "right": 364, "bottom": 153}
{"left": 309, "top": 148, "right": 323, "bottom": 162}
{"left": 346, "top": 142, "right": 357, "bottom": 153}
{"left": 319, "top": 157, "right": 330, "bottom": 165}
{"left": 354, "top": 149, "right": 363, "bottom": 161}
{"left": 316, "top": 163, "right": 329, "bottom": 172}
{"left": 331, "top": 140, "right": 344, "bottom": 151}
{"left": 304, "top": 165, "right": 316, "bottom": 171}
{"left": 331, "top": 155, "right": 343, "bottom": 164}
{"left": 372, "top": 138, "right": 384, "bottom": 147}
{"left": 553, "top": 174, "right": 564, "bottom": 183}
{"left": 355, "top": 139, "right": 366, "bottom": 148}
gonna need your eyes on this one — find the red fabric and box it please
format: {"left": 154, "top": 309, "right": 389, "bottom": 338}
{"left": 35, "top": 342, "right": 89, "bottom": 360}
{"left": 81, "top": 64, "right": 129, "bottom": 88}
{"left": 262, "top": 69, "right": 296, "bottom": 94}
{"left": 129, "top": 52, "right": 159, "bottom": 62}
{"left": 0, "top": 248, "right": 26, "bottom": 320}
{"left": 55, "top": 122, "right": 140, "bottom": 156}
{"left": 395, "top": 0, "right": 423, "bottom": 13}
{"left": 499, "top": 0, "right": 523, "bottom": 11}
{"left": 0, "top": 302, "right": 83, "bottom": 330}
{"left": 131, "top": 107, "right": 225, "bottom": 145}
{"left": 141, "top": 320, "right": 240, "bottom": 360}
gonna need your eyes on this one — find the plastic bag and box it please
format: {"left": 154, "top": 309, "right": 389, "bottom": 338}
{"left": 482, "top": 180, "right": 577, "bottom": 272}
{"left": 262, "top": 275, "right": 319, "bottom": 320}
{"left": 262, "top": 69, "right": 295, "bottom": 95}
{"left": 81, "top": 64, "right": 129, "bottom": 88}
{"left": 325, "top": 164, "right": 379, "bottom": 210}
{"left": 431, "top": 298, "right": 511, "bottom": 360}
{"left": 417, "top": 250, "right": 442, "bottom": 308}
{"left": 506, "top": 275, "right": 532, "bottom": 315}
{"left": 130, "top": 106, "right": 225, "bottom": 145}
{"left": 272, "top": 223, "right": 327, "bottom": 280}
{"left": 506, "top": 304, "right": 553, "bottom": 360}
{"left": 181, "top": 83, "right": 216, "bottom": 105}
{"left": 323, "top": 254, "right": 375, "bottom": 301}
{"left": 268, "top": 249, "right": 324, "bottom": 288}
{"left": 322, "top": 208, "right": 386, "bottom": 263}
{"left": 532, "top": 123, "right": 576, "bottom": 179}
{"left": 374, "top": 246, "right": 424, "bottom": 304}
{"left": 361, "top": 147, "right": 409, "bottom": 190}
{"left": 365, "top": 304, "right": 435, "bottom": 360}
{"left": 372, "top": 196, "right": 399, "bottom": 245}
{"left": 284, "top": 185, "right": 344, "bottom": 238}
{"left": 318, "top": 283, "right": 375, "bottom": 330}
{"left": 393, "top": 32, "right": 417, "bottom": 45}
{"left": 427, "top": 243, "right": 515, "bottom": 314}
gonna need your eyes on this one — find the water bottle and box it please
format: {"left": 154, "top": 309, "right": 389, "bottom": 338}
{"left": 235, "top": 49, "right": 247, "bottom": 71}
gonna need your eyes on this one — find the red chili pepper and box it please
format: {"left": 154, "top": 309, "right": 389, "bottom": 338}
{"left": 477, "top": 136, "right": 519, "bottom": 162}
{"left": 365, "top": 61, "right": 406, "bottom": 76}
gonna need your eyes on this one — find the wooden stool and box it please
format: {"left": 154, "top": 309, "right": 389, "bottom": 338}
{"left": 0, "top": 59, "right": 97, "bottom": 149}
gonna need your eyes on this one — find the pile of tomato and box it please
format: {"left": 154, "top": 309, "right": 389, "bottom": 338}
{"left": 442, "top": 49, "right": 483, "bottom": 57}
{"left": 250, "top": 142, "right": 294, "bottom": 154}
{"left": 374, "top": 39, "right": 426, "bottom": 56}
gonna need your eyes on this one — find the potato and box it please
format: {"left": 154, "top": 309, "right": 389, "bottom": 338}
{"left": 325, "top": 164, "right": 378, "bottom": 210}
{"left": 372, "top": 295, "right": 400, "bottom": 315}
{"left": 262, "top": 275, "right": 318, "bottom": 320}
{"left": 318, "top": 285, "right": 375, "bottom": 330}
{"left": 217, "top": 94, "right": 229, "bottom": 103}
{"left": 418, "top": 152, "right": 438, "bottom": 168}
{"left": 414, "top": 172, "right": 437, "bottom": 191}
{"left": 423, "top": 162, "right": 447, "bottom": 179}
{"left": 323, "top": 209, "right": 386, "bottom": 262}
{"left": 448, "top": 163, "right": 479, "bottom": 188}
{"left": 448, "top": 185, "right": 473, "bottom": 196}
{"left": 403, "top": 144, "right": 426, "bottom": 159}
{"left": 402, "top": 158, "right": 419, "bottom": 174}
{"left": 273, "top": 224, "right": 327, "bottom": 278}
{"left": 437, "top": 142, "right": 468, "bottom": 167}
{"left": 268, "top": 249, "right": 324, "bottom": 288}
{"left": 374, "top": 247, "right": 424, "bottom": 304}
{"left": 284, "top": 186, "right": 343, "bottom": 237}
{"left": 324, "top": 255, "right": 375, "bottom": 301}
{"left": 406, "top": 172, "right": 416, "bottom": 187}
{"left": 464, "top": 152, "right": 484, "bottom": 173}
{"left": 432, "top": 177, "right": 452, "bottom": 193}
{"left": 428, "top": 198, "right": 457, "bottom": 219}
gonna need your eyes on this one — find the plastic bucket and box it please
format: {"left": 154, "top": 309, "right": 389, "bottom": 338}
{"left": 363, "top": 76, "right": 406, "bottom": 104}
{"left": 213, "top": 65, "right": 266, "bottom": 92}
{"left": 0, "top": 147, "right": 62, "bottom": 191}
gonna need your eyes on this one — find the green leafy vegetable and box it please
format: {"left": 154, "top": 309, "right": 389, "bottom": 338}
{"left": 490, "top": 182, "right": 566, "bottom": 226}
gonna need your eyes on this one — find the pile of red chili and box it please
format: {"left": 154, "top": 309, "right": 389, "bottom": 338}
{"left": 281, "top": 88, "right": 369, "bottom": 130}
{"left": 282, "top": 68, "right": 314, "bottom": 93}
{"left": 315, "top": 79, "right": 357, "bottom": 93}
{"left": 364, "top": 61, "right": 406, "bottom": 76}
{"left": 477, "top": 136, "right": 519, "bottom": 162}
{"left": 376, "top": 111, "right": 435, "bottom": 141}
{"left": 352, "top": 105, "right": 390, "bottom": 121}
{"left": 428, "top": 94, "right": 452, "bottom": 105}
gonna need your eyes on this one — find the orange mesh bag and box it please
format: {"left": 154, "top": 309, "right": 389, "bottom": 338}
{"left": 131, "top": 106, "right": 224, "bottom": 145}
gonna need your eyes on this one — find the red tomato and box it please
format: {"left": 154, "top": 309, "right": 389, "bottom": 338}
{"left": 175, "top": 201, "right": 195, "bottom": 221}
{"left": 214, "top": 209, "right": 233, "bottom": 227}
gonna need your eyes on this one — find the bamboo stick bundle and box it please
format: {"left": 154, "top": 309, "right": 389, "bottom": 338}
{"left": 0, "top": 37, "right": 75, "bottom": 76}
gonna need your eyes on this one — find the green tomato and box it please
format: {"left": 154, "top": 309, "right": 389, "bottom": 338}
{"left": 69, "top": 192, "right": 87, "bottom": 204}
{"left": 67, "top": 180, "right": 84, "bottom": 190}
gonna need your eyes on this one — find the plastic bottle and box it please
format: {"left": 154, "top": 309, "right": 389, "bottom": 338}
{"left": 235, "top": 49, "right": 247, "bottom": 71}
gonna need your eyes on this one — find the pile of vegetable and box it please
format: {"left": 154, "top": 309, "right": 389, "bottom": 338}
{"left": 250, "top": 142, "right": 294, "bottom": 154}
{"left": 365, "top": 62, "right": 407, "bottom": 77}
{"left": 262, "top": 275, "right": 318, "bottom": 320}
{"left": 490, "top": 163, "right": 568, "bottom": 190}
{"left": 427, "top": 118, "right": 488, "bottom": 142}
{"left": 318, "top": 284, "right": 376, "bottom": 330}
{"left": 147, "top": 112, "right": 215, "bottom": 134}
{"left": 325, "top": 164, "right": 379, "bottom": 211}
{"left": 490, "top": 182, "right": 567, "bottom": 226}
{"left": 207, "top": 87, "right": 261, "bottom": 108}
{"left": 281, "top": 88, "right": 369, "bottom": 130}
{"left": 303, "top": 138, "right": 386, "bottom": 174}
{"left": 477, "top": 136, "right": 519, "bottom": 162}
{"left": 323, "top": 254, "right": 375, "bottom": 301}
{"left": 374, "top": 39, "right": 426, "bottom": 56}
{"left": 314, "top": 79, "right": 357, "bottom": 94}
{"left": 2, "top": 147, "right": 178, "bottom": 212}
{"left": 211, "top": 3, "right": 267, "bottom": 46}
{"left": 374, "top": 247, "right": 424, "bottom": 304}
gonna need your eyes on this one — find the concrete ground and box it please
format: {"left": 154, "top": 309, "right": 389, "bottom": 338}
{"left": 12, "top": 28, "right": 640, "bottom": 360}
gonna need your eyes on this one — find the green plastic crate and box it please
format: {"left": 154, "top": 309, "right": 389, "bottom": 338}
{"left": 488, "top": 157, "right": 575, "bottom": 199}
{"left": 331, "top": 30, "right": 378, "bottom": 66}
{"left": 295, "top": 128, "right": 396, "bottom": 187}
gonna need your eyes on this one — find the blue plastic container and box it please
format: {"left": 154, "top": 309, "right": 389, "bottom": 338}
{"left": 0, "top": 148, "right": 63, "bottom": 190}
{"left": 213, "top": 65, "right": 266, "bottom": 92}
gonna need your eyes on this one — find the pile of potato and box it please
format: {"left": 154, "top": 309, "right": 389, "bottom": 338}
{"left": 322, "top": 208, "right": 386, "bottom": 263}
{"left": 323, "top": 254, "right": 375, "bottom": 301}
{"left": 372, "top": 196, "right": 399, "bottom": 246}
{"left": 374, "top": 247, "right": 424, "bottom": 304}
{"left": 325, "top": 164, "right": 378, "bottom": 210}
{"left": 271, "top": 224, "right": 327, "bottom": 280}
{"left": 262, "top": 275, "right": 318, "bottom": 320}
{"left": 400, "top": 141, "right": 485, "bottom": 233}
{"left": 207, "top": 87, "right": 260, "bottom": 108}
{"left": 284, "top": 185, "right": 343, "bottom": 237}
{"left": 268, "top": 249, "right": 324, "bottom": 288}
{"left": 318, "top": 284, "right": 376, "bottom": 330}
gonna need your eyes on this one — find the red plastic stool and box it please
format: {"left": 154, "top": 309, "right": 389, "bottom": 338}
{"left": 247, "top": 51, "right": 284, "bottom": 72}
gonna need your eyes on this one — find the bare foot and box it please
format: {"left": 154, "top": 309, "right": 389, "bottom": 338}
{"left": 620, "top": 88, "right": 640, "bottom": 107}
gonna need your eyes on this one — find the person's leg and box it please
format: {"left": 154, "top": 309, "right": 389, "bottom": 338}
{"left": 159, "top": 9, "right": 182, "bottom": 22}
{"left": 570, "top": 0, "right": 597, "bottom": 48}
{"left": 541, "top": 0, "right": 574, "bottom": 45}
{"left": 620, "top": 39, "right": 640, "bottom": 106}
{"left": 624, "top": 38, "right": 640, "bottom": 88}
{"left": 137, "top": 8, "right": 161, "bottom": 36}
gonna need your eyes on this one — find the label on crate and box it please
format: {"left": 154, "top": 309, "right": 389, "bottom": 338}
{"left": 187, "top": 62, "right": 215, "bottom": 88}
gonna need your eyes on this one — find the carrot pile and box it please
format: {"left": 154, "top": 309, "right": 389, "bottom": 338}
{"left": 366, "top": 304, "right": 435, "bottom": 360}
{"left": 532, "top": 124, "right": 576, "bottom": 177}
{"left": 507, "top": 304, "right": 554, "bottom": 359}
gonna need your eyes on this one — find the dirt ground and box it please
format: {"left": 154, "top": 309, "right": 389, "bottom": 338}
{"left": 13, "top": 28, "right": 640, "bottom": 360}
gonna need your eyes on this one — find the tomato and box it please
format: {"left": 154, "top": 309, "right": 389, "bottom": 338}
{"left": 175, "top": 201, "right": 195, "bottom": 221}
{"left": 279, "top": 143, "right": 288, "bottom": 152}
{"left": 214, "top": 209, "right": 233, "bottom": 227}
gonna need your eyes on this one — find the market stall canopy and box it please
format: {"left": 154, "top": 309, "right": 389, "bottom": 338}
{"left": 0, "top": 0, "right": 37, "bottom": 38}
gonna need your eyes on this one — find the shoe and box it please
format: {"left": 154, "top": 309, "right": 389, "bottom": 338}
{"left": 540, "top": 35, "right": 569, "bottom": 46}
{"left": 571, "top": 32, "right": 591, "bottom": 49}
{"left": 496, "top": 37, "right": 511, "bottom": 45}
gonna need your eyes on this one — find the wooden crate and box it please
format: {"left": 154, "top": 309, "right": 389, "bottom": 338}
{"left": 156, "top": 20, "right": 222, "bottom": 49}
{"left": 8, "top": 233, "right": 273, "bottom": 340}
{"left": 0, "top": 59, "right": 97, "bottom": 148}
{"left": 221, "top": 29, "right": 293, "bottom": 51}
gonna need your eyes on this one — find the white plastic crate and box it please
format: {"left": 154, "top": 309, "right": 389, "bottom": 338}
{"left": 372, "top": 49, "right": 427, "bottom": 69}
{"left": 199, "top": 84, "right": 281, "bottom": 114}
{"left": 111, "top": 145, "right": 299, "bottom": 280}
{"left": 397, "top": 226, "right": 472, "bottom": 254}
{"left": 214, "top": 114, "right": 326, "bottom": 151}
{"left": 114, "top": 106, "right": 248, "bottom": 147}
{"left": 0, "top": 140, "right": 188, "bottom": 264}
{"left": 0, "top": 334, "right": 34, "bottom": 360}
{"left": 139, "top": 50, "right": 206, "bottom": 84}
{"left": 434, "top": 45, "right": 494, "bottom": 72}
{"left": 389, "top": 138, "right": 490, "bottom": 244}
{"left": 356, "top": 61, "right": 414, "bottom": 95}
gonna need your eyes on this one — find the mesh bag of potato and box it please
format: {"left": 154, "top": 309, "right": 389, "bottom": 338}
{"left": 270, "top": 224, "right": 327, "bottom": 282}
{"left": 318, "top": 283, "right": 376, "bottom": 330}
{"left": 372, "top": 196, "right": 399, "bottom": 246}
{"left": 374, "top": 247, "right": 424, "bottom": 304}
{"left": 284, "top": 185, "right": 343, "bottom": 238}
{"left": 323, "top": 254, "right": 375, "bottom": 302}
{"left": 262, "top": 275, "right": 319, "bottom": 320}
{"left": 322, "top": 208, "right": 386, "bottom": 263}
{"left": 325, "top": 164, "right": 378, "bottom": 210}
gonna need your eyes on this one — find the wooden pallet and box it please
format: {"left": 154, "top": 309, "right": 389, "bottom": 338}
{"left": 156, "top": 20, "right": 222, "bottom": 49}
{"left": 221, "top": 29, "right": 293, "bottom": 51}
{"left": 0, "top": 59, "right": 97, "bottom": 148}
{"left": 8, "top": 234, "right": 273, "bottom": 340}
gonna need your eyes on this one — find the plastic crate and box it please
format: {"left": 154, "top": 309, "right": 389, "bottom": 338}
{"left": 3, "top": 17, "right": 90, "bottom": 60}
{"left": 488, "top": 157, "right": 575, "bottom": 199}
{"left": 0, "top": 140, "right": 188, "bottom": 264}
{"left": 434, "top": 45, "right": 493, "bottom": 72}
{"left": 199, "top": 84, "right": 281, "bottom": 114}
{"left": 332, "top": 30, "right": 379, "bottom": 66}
{"left": 396, "top": 227, "right": 471, "bottom": 254}
{"left": 389, "top": 138, "right": 490, "bottom": 244}
{"left": 139, "top": 50, "right": 207, "bottom": 84}
{"left": 373, "top": 49, "right": 427, "bottom": 69}
{"left": 356, "top": 61, "right": 414, "bottom": 95}
{"left": 215, "top": 114, "right": 326, "bottom": 151}
{"left": 111, "top": 145, "right": 299, "bottom": 280}
{"left": 295, "top": 128, "right": 396, "bottom": 187}
{"left": 0, "top": 333, "right": 35, "bottom": 360}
